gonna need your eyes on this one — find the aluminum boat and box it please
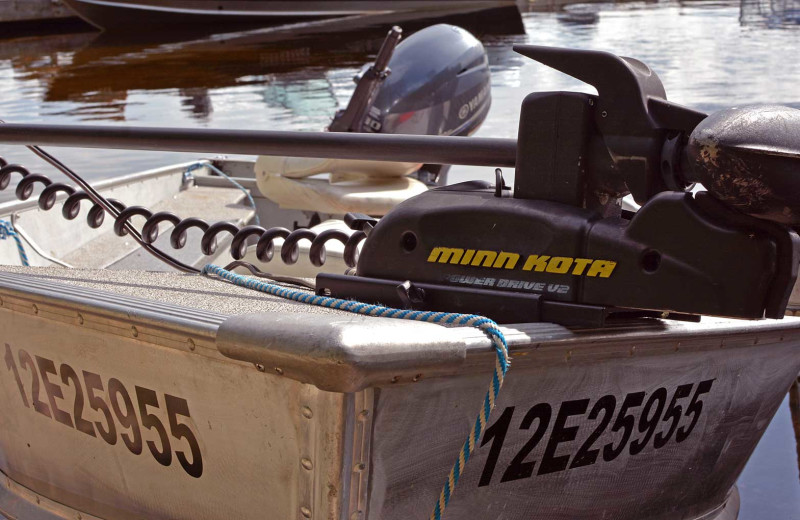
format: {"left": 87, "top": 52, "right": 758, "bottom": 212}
{"left": 1, "top": 26, "right": 799, "bottom": 520}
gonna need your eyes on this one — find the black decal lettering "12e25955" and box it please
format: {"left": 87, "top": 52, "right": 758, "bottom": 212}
{"left": 4, "top": 343, "right": 203, "bottom": 478}
{"left": 478, "top": 379, "right": 715, "bottom": 487}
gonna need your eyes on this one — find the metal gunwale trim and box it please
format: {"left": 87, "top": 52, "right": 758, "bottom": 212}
{"left": 0, "top": 272, "right": 224, "bottom": 323}
{"left": 451, "top": 317, "right": 800, "bottom": 372}
{"left": 216, "top": 312, "right": 475, "bottom": 393}
{"left": 0, "top": 160, "right": 204, "bottom": 216}
{"left": 0, "top": 272, "right": 224, "bottom": 324}
{"left": 0, "top": 272, "right": 223, "bottom": 338}
{"left": 214, "top": 312, "right": 800, "bottom": 392}
{"left": 3, "top": 269, "right": 800, "bottom": 391}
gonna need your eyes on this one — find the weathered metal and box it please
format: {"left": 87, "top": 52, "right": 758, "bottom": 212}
{"left": 685, "top": 105, "right": 800, "bottom": 226}
{"left": 0, "top": 268, "right": 797, "bottom": 520}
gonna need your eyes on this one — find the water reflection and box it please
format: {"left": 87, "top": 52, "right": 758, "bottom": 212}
{"left": 180, "top": 88, "right": 214, "bottom": 121}
{"left": 0, "top": 1, "right": 798, "bottom": 171}
{"left": 740, "top": 0, "right": 800, "bottom": 27}
{"left": 4, "top": 8, "right": 524, "bottom": 126}
{"left": 3, "top": 1, "right": 796, "bottom": 134}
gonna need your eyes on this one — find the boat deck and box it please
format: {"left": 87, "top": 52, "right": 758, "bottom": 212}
{"left": 0, "top": 265, "right": 342, "bottom": 318}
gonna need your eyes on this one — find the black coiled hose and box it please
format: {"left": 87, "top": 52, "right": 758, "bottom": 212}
{"left": 0, "top": 158, "right": 125, "bottom": 229}
{"left": 0, "top": 156, "right": 366, "bottom": 268}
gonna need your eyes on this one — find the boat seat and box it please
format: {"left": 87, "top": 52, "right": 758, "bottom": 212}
{"left": 254, "top": 156, "right": 427, "bottom": 216}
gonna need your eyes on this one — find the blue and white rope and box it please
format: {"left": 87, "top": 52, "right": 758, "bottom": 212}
{"left": 0, "top": 219, "right": 29, "bottom": 266}
{"left": 186, "top": 162, "right": 261, "bottom": 226}
{"left": 201, "top": 264, "right": 510, "bottom": 519}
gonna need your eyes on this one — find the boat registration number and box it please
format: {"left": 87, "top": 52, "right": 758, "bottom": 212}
{"left": 3, "top": 343, "right": 203, "bottom": 478}
{"left": 477, "top": 379, "right": 715, "bottom": 486}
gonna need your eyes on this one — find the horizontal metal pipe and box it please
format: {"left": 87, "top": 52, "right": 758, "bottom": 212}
{"left": 0, "top": 124, "right": 518, "bottom": 167}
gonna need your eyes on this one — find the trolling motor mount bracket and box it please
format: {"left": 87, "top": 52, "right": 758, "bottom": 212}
{"left": 317, "top": 45, "right": 800, "bottom": 326}
{"left": 513, "top": 45, "right": 708, "bottom": 208}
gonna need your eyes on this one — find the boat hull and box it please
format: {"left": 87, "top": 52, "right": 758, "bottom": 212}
{"left": 0, "top": 268, "right": 798, "bottom": 519}
{"left": 61, "top": 0, "right": 517, "bottom": 30}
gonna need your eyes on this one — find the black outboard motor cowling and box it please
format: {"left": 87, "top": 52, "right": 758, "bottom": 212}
{"left": 364, "top": 24, "right": 491, "bottom": 137}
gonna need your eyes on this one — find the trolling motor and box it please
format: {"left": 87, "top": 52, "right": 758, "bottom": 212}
{"left": 0, "top": 45, "right": 797, "bottom": 327}
{"left": 317, "top": 45, "right": 800, "bottom": 326}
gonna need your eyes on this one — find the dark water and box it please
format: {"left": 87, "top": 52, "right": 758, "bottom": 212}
{"left": 0, "top": 1, "right": 799, "bottom": 518}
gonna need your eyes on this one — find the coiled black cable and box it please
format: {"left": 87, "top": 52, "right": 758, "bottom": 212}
{"left": 0, "top": 155, "right": 367, "bottom": 270}
{"left": 111, "top": 207, "right": 366, "bottom": 268}
{"left": 1, "top": 158, "right": 126, "bottom": 231}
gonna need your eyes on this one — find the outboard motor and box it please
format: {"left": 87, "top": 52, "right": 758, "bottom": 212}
{"left": 367, "top": 24, "right": 490, "bottom": 137}
{"left": 329, "top": 24, "right": 492, "bottom": 183}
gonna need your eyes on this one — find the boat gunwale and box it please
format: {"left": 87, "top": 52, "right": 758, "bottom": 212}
{"left": 63, "top": 0, "right": 515, "bottom": 17}
{"left": 2, "top": 267, "right": 799, "bottom": 393}
{"left": 0, "top": 160, "right": 211, "bottom": 217}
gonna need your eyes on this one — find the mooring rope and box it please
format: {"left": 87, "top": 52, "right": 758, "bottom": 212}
{"left": 201, "top": 263, "right": 510, "bottom": 519}
{"left": 186, "top": 162, "right": 261, "bottom": 226}
{"left": 0, "top": 219, "right": 29, "bottom": 266}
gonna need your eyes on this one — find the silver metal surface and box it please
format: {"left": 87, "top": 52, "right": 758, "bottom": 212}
{"left": 366, "top": 334, "right": 797, "bottom": 520}
{"left": 0, "top": 162, "right": 194, "bottom": 268}
{"left": 0, "top": 267, "right": 347, "bottom": 320}
{"left": 0, "top": 268, "right": 797, "bottom": 520}
{"left": 0, "top": 161, "right": 202, "bottom": 219}
{"left": 217, "top": 312, "right": 473, "bottom": 392}
{"left": 0, "top": 283, "right": 351, "bottom": 520}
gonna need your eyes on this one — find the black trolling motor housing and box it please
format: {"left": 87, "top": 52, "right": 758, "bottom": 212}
{"left": 317, "top": 45, "right": 800, "bottom": 326}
